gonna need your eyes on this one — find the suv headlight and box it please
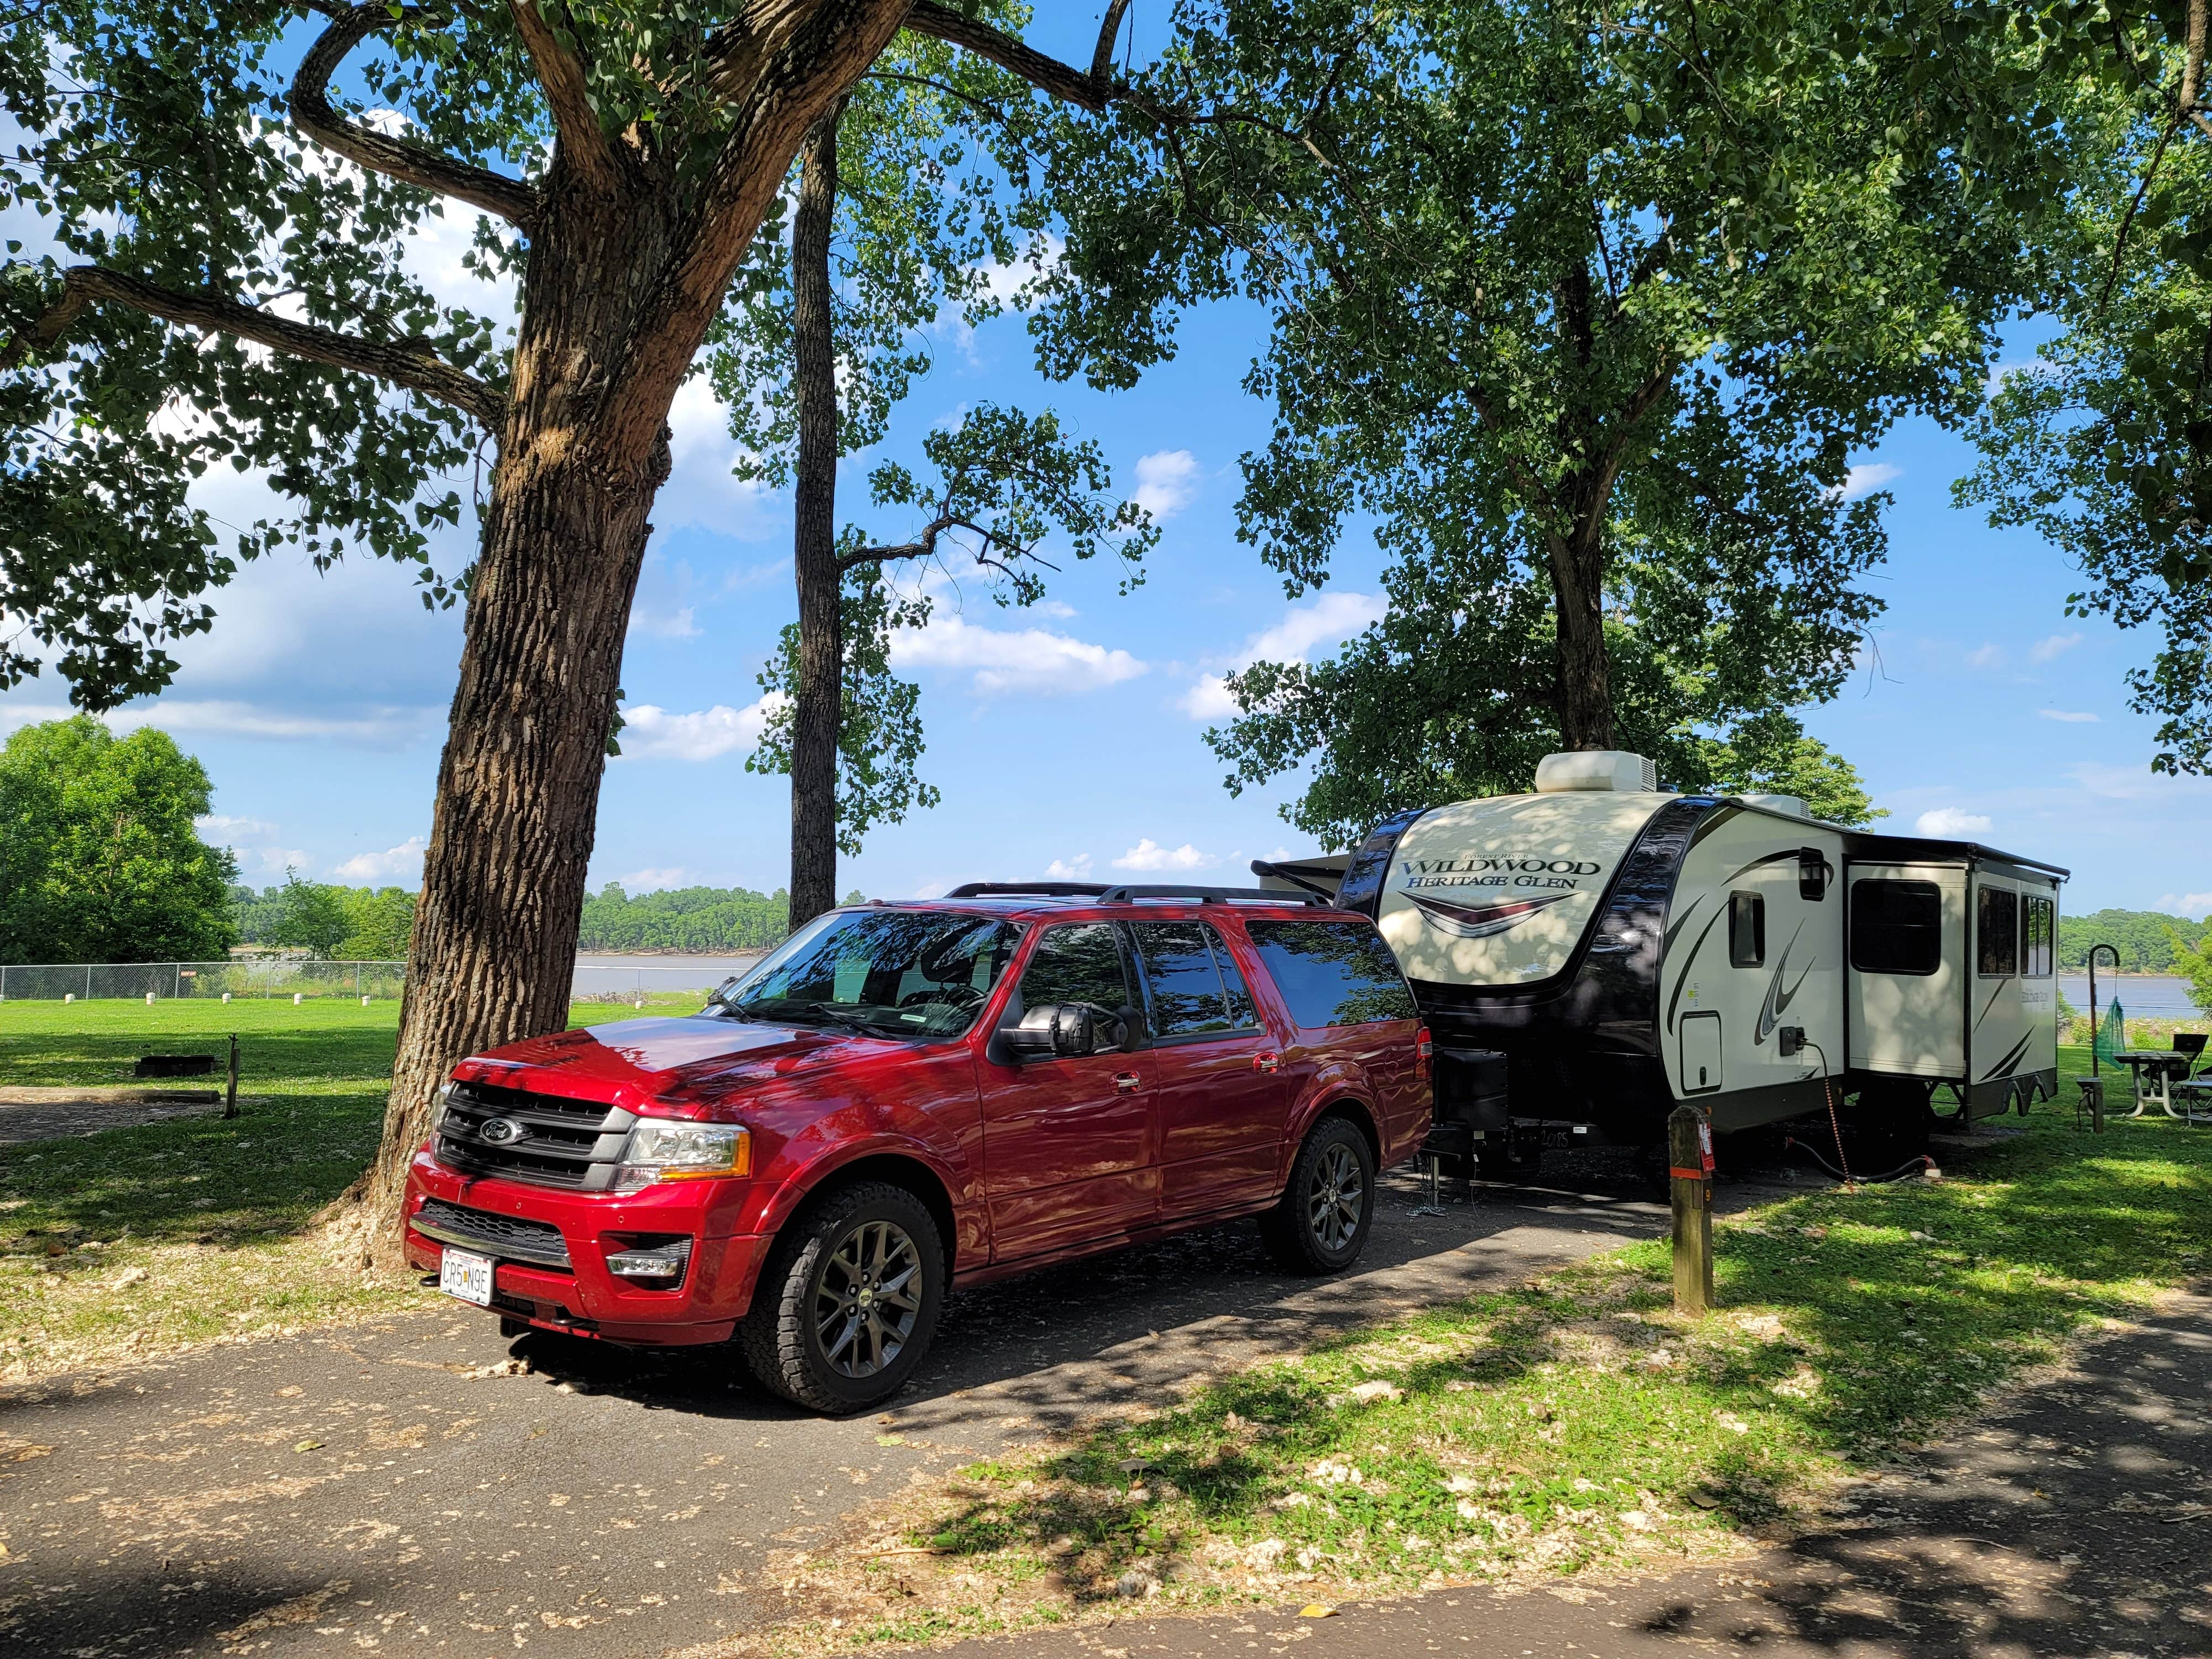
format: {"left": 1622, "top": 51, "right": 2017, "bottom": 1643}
{"left": 613, "top": 1120, "right": 751, "bottom": 1193}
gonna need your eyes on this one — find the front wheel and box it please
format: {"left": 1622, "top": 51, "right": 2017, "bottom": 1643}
{"left": 1260, "top": 1116, "right": 1376, "bottom": 1275}
{"left": 739, "top": 1181, "right": 945, "bottom": 1414}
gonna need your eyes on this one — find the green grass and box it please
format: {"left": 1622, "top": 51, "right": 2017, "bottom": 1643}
{"left": 842, "top": 1046, "right": 2212, "bottom": 1635}
{"left": 0, "top": 992, "right": 707, "bottom": 1378}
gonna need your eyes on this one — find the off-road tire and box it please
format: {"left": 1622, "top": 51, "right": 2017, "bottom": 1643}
{"left": 739, "top": 1181, "right": 944, "bottom": 1415}
{"left": 1260, "top": 1115, "right": 1376, "bottom": 1275}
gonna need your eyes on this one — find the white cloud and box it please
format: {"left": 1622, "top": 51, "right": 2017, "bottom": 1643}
{"left": 1964, "top": 643, "right": 2002, "bottom": 671}
{"left": 1045, "top": 854, "right": 1095, "bottom": 879}
{"left": 196, "top": 813, "right": 278, "bottom": 838}
{"left": 2030, "top": 632, "right": 2083, "bottom": 665}
{"left": 1112, "top": 838, "right": 1219, "bottom": 873}
{"left": 617, "top": 868, "right": 692, "bottom": 893}
{"left": 1829, "top": 462, "right": 1901, "bottom": 502}
{"left": 2154, "top": 891, "right": 2212, "bottom": 920}
{"left": 1179, "top": 590, "right": 1386, "bottom": 721}
{"left": 333, "top": 834, "right": 426, "bottom": 884}
{"left": 1132, "top": 450, "right": 1199, "bottom": 521}
{"left": 1915, "top": 807, "right": 1992, "bottom": 838}
{"left": 2038, "top": 708, "right": 2100, "bottom": 724}
{"left": 1032, "top": 599, "right": 1078, "bottom": 619}
{"left": 889, "top": 614, "right": 1146, "bottom": 697}
{"left": 615, "top": 695, "right": 782, "bottom": 762}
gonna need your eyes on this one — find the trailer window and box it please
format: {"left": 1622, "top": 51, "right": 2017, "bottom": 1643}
{"left": 1728, "top": 892, "right": 1766, "bottom": 967}
{"left": 2021, "top": 895, "right": 2054, "bottom": 978}
{"left": 1849, "top": 879, "right": 1943, "bottom": 975}
{"left": 1977, "top": 886, "right": 2019, "bottom": 977}
{"left": 1245, "top": 920, "right": 1418, "bottom": 1027}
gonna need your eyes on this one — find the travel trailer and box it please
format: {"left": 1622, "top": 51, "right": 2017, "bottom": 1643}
{"left": 1255, "top": 750, "right": 2066, "bottom": 1171}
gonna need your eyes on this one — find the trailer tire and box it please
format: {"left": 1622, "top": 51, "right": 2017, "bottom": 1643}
{"left": 739, "top": 1181, "right": 945, "bottom": 1415}
{"left": 1260, "top": 1116, "right": 1375, "bottom": 1275}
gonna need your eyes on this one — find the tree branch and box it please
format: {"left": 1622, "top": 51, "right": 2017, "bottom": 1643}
{"left": 904, "top": 0, "right": 1113, "bottom": 112}
{"left": 504, "top": 0, "right": 623, "bottom": 192}
{"left": 7, "top": 266, "right": 507, "bottom": 426}
{"left": 291, "top": 2, "right": 542, "bottom": 226}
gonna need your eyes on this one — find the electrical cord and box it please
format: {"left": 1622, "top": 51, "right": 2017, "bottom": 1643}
{"left": 1802, "top": 1038, "right": 1853, "bottom": 1188}
{"left": 1791, "top": 1036, "right": 1934, "bottom": 1185}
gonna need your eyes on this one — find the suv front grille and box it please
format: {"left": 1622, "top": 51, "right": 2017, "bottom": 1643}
{"left": 435, "top": 1078, "right": 636, "bottom": 1191}
{"left": 411, "top": 1196, "right": 573, "bottom": 1269}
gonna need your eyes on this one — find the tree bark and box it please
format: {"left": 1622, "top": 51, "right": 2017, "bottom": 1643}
{"left": 354, "top": 189, "right": 677, "bottom": 1255}
{"left": 1546, "top": 492, "right": 1615, "bottom": 752}
{"left": 787, "top": 103, "right": 846, "bottom": 931}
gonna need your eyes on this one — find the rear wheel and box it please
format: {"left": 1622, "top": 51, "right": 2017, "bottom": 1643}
{"left": 1261, "top": 1116, "right": 1376, "bottom": 1275}
{"left": 739, "top": 1182, "right": 944, "bottom": 1415}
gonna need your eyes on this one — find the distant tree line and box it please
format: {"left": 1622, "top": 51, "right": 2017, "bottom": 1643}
{"left": 231, "top": 872, "right": 418, "bottom": 961}
{"left": 574, "top": 884, "right": 862, "bottom": 954}
{"left": 2059, "top": 910, "right": 2212, "bottom": 974}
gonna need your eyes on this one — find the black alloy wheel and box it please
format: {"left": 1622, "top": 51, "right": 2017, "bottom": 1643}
{"left": 740, "top": 1181, "right": 945, "bottom": 1413}
{"left": 1261, "top": 1115, "right": 1376, "bottom": 1275}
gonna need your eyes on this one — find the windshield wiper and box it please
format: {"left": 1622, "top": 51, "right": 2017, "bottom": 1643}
{"left": 799, "top": 1001, "right": 882, "bottom": 1037}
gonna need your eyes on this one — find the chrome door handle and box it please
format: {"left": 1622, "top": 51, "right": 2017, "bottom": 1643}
{"left": 1253, "top": 1052, "right": 1281, "bottom": 1073}
{"left": 1114, "top": 1072, "right": 1141, "bottom": 1093}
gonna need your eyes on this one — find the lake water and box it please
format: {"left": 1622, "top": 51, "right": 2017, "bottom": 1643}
{"left": 572, "top": 952, "right": 766, "bottom": 997}
{"left": 2059, "top": 974, "right": 2199, "bottom": 1019}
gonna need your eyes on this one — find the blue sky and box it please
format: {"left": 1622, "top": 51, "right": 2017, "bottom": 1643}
{"left": 3, "top": 17, "right": 2208, "bottom": 921}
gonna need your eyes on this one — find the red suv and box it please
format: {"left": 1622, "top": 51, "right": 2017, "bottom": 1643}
{"left": 403, "top": 884, "right": 1431, "bottom": 1412}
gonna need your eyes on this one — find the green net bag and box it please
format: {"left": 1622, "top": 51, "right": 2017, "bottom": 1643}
{"left": 2093, "top": 999, "right": 2125, "bottom": 1067}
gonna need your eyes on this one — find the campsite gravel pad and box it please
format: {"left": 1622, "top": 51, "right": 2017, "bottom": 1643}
{"left": 0, "top": 1163, "right": 1676, "bottom": 1657}
{"left": 929, "top": 1287, "right": 2212, "bottom": 1659}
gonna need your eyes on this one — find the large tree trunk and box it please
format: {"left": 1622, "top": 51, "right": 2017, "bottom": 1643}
{"left": 1546, "top": 518, "right": 1614, "bottom": 751}
{"left": 787, "top": 105, "right": 846, "bottom": 930}
{"left": 353, "top": 195, "right": 676, "bottom": 1260}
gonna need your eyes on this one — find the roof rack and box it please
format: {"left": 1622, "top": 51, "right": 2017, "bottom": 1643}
{"left": 944, "top": 880, "right": 1109, "bottom": 899}
{"left": 1095, "top": 884, "right": 1328, "bottom": 906}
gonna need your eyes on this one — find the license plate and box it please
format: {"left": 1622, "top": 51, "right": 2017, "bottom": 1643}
{"left": 439, "top": 1245, "right": 494, "bottom": 1307}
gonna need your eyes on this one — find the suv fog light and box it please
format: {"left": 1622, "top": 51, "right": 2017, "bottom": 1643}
{"left": 605, "top": 1237, "right": 694, "bottom": 1282}
{"left": 613, "top": 1121, "right": 750, "bottom": 1193}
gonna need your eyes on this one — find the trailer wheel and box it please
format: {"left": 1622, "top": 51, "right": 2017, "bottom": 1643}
{"left": 1260, "top": 1117, "right": 1375, "bottom": 1275}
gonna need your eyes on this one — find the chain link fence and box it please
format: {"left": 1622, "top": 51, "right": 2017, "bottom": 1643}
{"left": 0, "top": 961, "right": 408, "bottom": 1001}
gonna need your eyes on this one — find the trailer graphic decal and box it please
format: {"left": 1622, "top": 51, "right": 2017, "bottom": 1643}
{"left": 1979, "top": 1031, "right": 2032, "bottom": 1081}
{"left": 1755, "top": 921, "right": 1815, "bottom": 1045}
{"left": 1404, "top": 889, "right": 1578, "bottom": 939}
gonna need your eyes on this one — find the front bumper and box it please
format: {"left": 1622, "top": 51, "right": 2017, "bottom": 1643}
{"left": 403, "top": 1146, "right": 770, "bottom": 1345}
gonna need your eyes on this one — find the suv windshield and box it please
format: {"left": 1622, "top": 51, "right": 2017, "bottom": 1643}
{"left": 712, "top": 909, "right": 1020, "bottom": 1039}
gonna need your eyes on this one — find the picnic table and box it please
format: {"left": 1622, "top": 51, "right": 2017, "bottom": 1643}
{"left": 2109, "top": 1051, "right": 2195, "bottom": 1119}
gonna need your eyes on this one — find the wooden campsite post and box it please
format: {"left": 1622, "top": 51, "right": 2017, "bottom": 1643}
{"left": 1668, "top": 1104, "right": 1715, "bottom": 1315}
{"left": 223, "top": 1034, "right": 239, "bottom": 1120}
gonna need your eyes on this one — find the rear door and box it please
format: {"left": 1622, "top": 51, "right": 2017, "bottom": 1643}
{"left": 976, "top": 922, "right": 1157, "bottom": 1262}
{"left": 1131, "top": 920, "right": 1287, "bottom": 1217}
{"left": 1846, "top": 864, "right": 1967, "bottom": 1077}
{"left": 1241, "top": 916, "right": 1425, "bottom": 1157}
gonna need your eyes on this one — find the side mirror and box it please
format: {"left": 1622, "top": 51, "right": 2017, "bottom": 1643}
{"left": 1798, "top": 848, "right": 1832, "bottom": 901}
{"left": 1005, "top": 1003, "right": 1124, "bottom": 1060}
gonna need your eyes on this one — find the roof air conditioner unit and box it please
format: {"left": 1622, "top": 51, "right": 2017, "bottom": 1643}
{"left": 1533, "top": 750, "right": 1659, "bottom": 794}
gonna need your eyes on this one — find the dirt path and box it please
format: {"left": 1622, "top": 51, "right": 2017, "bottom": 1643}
{"left": 0, "top": 1163, "right": 1691, "bottom": 1658}
{"left": 0, "top": 1088, "right": 231, "bottom": 1144}
{"left": 925, "top": 1289, "right": 2212, "bottom": 1659}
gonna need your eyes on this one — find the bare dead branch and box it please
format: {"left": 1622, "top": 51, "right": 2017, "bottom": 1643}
{"left": 505, "top": 0, "right": 623, "bottom": 191}
{"left": 7, "top": 265, "right": 507, "bottom": 426}
{"left": 291, "top": 2, "right": 542, "bottom": 226}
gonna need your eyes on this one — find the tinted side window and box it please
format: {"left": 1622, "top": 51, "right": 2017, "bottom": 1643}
{"left": 1245, "top": 920, "right": 1418, "bottom": 1027}
{"left": 1977, "top": 886, "right": 2018, "bottom": 977}
{"left": 1850, "top": 879, "right": 1943, "bottom": 976}
{"left": 1133, "top": 922, "right": 1250, "bottom": 1037}
{"left": 1019, "top": 924, "right": 1130, "bottom": 1013}
{"left": 1728, "top": 892, "right": 1766, "bottom": 968}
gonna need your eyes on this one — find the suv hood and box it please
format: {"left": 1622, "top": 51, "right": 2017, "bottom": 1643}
{"left": 457, "top": 1015, "right": 874, "bottom": 1106}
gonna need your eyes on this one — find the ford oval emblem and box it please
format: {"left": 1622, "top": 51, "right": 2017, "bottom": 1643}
{"left": 478, "top": 1117, "right": 523, "bottom": 1145}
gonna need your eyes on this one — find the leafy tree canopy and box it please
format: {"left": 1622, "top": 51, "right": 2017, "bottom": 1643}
{"left": 1026, "top": 0, "right": 2047, "bottom": 829}
{"left": 0, "top": 716, "right": 238, "bottom": 962}
{"left": 1958, "top": 2, "right": 2212, "bottom": 773}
